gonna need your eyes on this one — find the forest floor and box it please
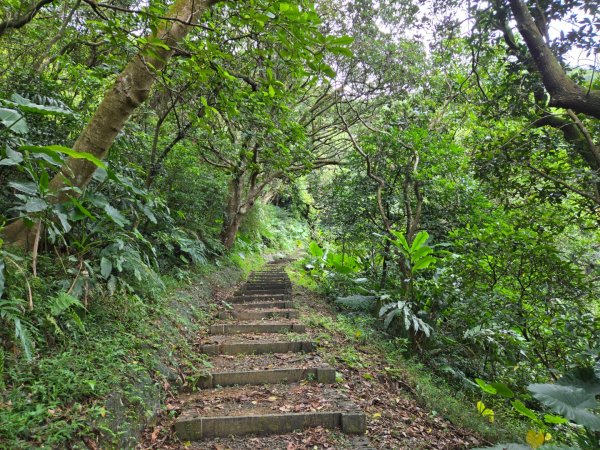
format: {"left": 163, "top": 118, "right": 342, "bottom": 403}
{"left": 137, "top": 263, "right": 490, "bottom": 450}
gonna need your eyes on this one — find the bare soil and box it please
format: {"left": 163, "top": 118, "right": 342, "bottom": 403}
{"left": 175, "top": 383, "right": 351, "bottom": 418}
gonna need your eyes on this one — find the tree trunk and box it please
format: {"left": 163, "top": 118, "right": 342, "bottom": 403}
{"left": 221, "top": 213, "right": 243, "bottom": 251}
{"left": 3, "top": 0, "right": 218, "bottom": 248}
{"left": 508, "top": 0, "right": 600, "bottom": 119}
{"left": 380, "top": 239, "right": 391, "bottom": 289}
{"left": 220, "top": 175, "right": 244, "bottom": 250}
{"left": 219, "top": 170, "right": 274, "bottom": 250}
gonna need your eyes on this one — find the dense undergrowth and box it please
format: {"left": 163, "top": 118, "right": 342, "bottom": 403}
{"left": 288, "top": 261, "right": 527, "bottom": 443}
{"left": 295, "top": 229, "right": 599, "bottom": 450}
{"left": 0, "top": 203, "right": 306, "bottom": 449}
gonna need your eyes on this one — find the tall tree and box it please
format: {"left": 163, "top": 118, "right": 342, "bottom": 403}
{"left": 3, "top": 0, "right": 219, "bottom": 247}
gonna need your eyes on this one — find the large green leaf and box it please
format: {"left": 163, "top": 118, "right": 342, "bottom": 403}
{"left": 8, "top": 181, "right": 38, "bottom": 196}
{"left": 490, "top": 382, "right": 514, "bottom": 398}
{"left": 9, "top": 93, "right": 74, "bottom": 116}
{"left": 103, "top": 204, "right": 129, "bottom": 227}
{"left": 14, "top": 318, "right": 33, "bottom": 361}
{"left": 389, "top": 230, "right": 409, "bottom": 253}
{"left": 22, "top": 197, "right": 48, "bottom": 213}
{"left": 308, "top": 240, "right": 323, "bottom": 258}
{"left": 383, "top": 308, "right": 398, "bottom": 329}
{"left": 410, "top": 245, "right": 433, "bottom": 261}
{"left": 511, "top": 399, "right": 538, "bottom": 422}
{"left": 0, "top": 147, "right": 24, "bottom": 166}
{"left": 528, "top": 383, "right": 600, "bottom": 430}
{"left": 329, "top": 35, "right": 354, "bottom": 46}
{"left": 412, "top": 255, "right": 436, "bottom": 271}
{"left": 100, "top": 257, "right": 112, "bottom": 279}
{"left": 475, "top": 378, "right": 498, "bottom": 395}
{"left": 0, "top": 107, "right": 27, "bottom": 134}
{"left": 410, "top": 230, "right": 429, "bottom": 252}
{"left": 543, "top": 414, "right": 569, "bottom": 424}
{"left": 558, "top": 366, "right": 600, "bottom": 395}
{"left": 20, "top": 145, "right": 107, "bottom": 169}
{"left": 335, "top": 295, "right": 376, "bottom": 311}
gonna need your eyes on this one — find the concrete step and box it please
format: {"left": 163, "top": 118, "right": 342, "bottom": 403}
{"left": 228, "top": 295, "right": 289, "bottom": 304}
{"left": 251, "top": 271, "right": 287, "bottom": 274}
{"left": 231, "top": 292, "right": 288, "bottom": 298}
{"left": 175, "top": 411, "right": 366, "bottom": 440}
{"left": 239, "top": 292, "right": 290, "bottom": 298}
{"left": 248, "top": 279, "right": 290, "bottom": 283}
{"left": 248, "top": 276, "right": 289, "bottom": 281}
{"left": 241, "top": 291, "right": 291, "bottom": 297}
{"left": 209, "top": 322, "right": 306, "bottom": 335}
{"left": 233, "top": 301, "right": 294, "bottom": 309}
{"left": 248, "top": 274, "right": 289, "bottom": 278}
{"left": 219, "top": 308, "right": 299, "bottom": 320}
{"left": 243, "top": 286, "right": 292, "bottom": 291}
{"left": 249, "top": 274, "right": 289, "bottom": 277}
{"left": 174, "top": 384, "right": 365, "bottom": 440}
{"left": 244, "top": 284, "right": 290, "bottom": 289}
{"left": 199, "top": 340, "right": 314, "bottom": 355}
{"left": 192, "top": 366, "right": 336, "bottom": 389}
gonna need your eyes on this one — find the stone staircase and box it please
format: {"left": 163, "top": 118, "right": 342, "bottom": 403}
{"left": 174, "top": 262, "right": 373, "bottom": 447}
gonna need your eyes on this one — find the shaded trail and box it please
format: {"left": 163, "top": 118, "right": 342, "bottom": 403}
{"left": 140, "top": 260, "right": 483, "bottom": 449}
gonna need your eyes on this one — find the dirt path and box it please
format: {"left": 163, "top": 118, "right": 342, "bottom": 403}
{"left": 138, "top": 262, "right": 483, "bottom": 449}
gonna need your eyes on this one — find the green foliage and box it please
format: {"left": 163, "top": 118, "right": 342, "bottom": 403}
{"left": 295, "top": 296, "right": 522, "bottom": 443}
{"left": 0, "top": 298, "right": 34, "bottom": 361}
{"left": 309, "top": 240, "right": 324, "bottom": 258}
{"left": 473, "top": 365, "right": 600, "bottom": 449}
{"left": 0, "top": 258, "right": 244, "bottom": 448}
{"left": 379, "top": 300, "right": 432, "bottom": 337}
{"left": 0, "top": 0, "right": 598, "bottom": 447}
{"left": 46, "top": 292, "right": 85, "bottom": 336}
{"left": 529, "top": 371, "right": 600, "bottom": 432}
{"left": 475, "top": 379, "right": 514, "bottom": 398}
{"left": 389, "top": 230, "right": 437, "bottom": 272}
{"left": 302, "top": 239, "right": 364, "bottom": 295}
{"left": 334, "top": 294, "right": 377, "bottom": 312}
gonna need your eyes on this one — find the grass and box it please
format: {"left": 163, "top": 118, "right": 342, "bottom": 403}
{"left": 0, "top": 256, "right": 260, "bottom": 449}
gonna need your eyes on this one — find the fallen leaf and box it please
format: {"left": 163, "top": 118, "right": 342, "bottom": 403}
{"left": 150, "top": 426, "right": 161, "bottom": 443}
{"left": 526, "top": 430, "right": 546, "bottom": 449}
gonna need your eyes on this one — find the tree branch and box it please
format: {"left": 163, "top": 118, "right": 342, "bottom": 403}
{"left": 0, "top": 0, "right": 55, "bottom": 37}
{"left": 508, "top": 0, "right": 600, "bottom": 118}
{"left": 337, "top": 103, "right": 391, "bottom": 231}
{"left": 81, "top": 0, "right": 215, "bottom": 31}
{"left": 525, "top": 161, "right": 600, "bottom": 205}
